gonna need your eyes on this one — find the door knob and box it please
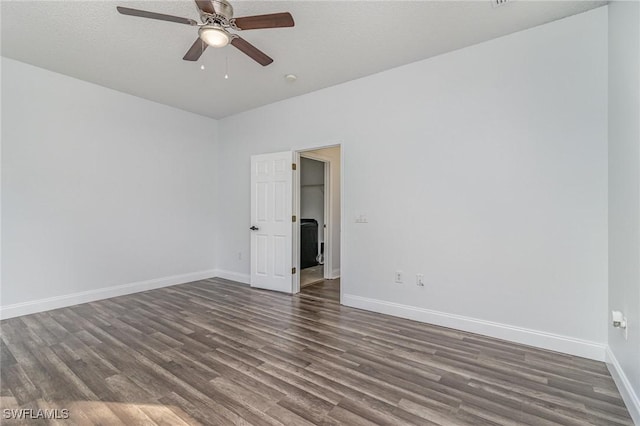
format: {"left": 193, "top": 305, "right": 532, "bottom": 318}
{"left": 250, "top": 226, "right": 259, "bottom": 231}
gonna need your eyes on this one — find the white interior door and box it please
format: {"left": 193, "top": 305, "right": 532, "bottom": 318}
{"left": 250, "top": 151, "right": 294, "bottom": 293}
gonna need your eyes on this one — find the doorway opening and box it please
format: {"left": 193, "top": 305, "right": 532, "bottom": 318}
{"left": 294, "top": 146, "right": 341, "bottom": 300}
{"left": 299, "top": 156, "right": 326, "bottom": 287}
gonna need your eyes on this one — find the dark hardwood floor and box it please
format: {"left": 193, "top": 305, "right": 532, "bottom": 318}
{"left": 301, "top": 278, "right": 340, "bottom": 303}
{"left": 0, "top": 278, "right": 632, "bottom": 425}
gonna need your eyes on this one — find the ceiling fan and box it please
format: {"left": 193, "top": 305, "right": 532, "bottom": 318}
{"left": 116, "top": 0, "right": 294, "bottom": 66}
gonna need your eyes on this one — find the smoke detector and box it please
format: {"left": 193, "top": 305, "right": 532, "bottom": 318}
{"left": 492, "top": 0, "right": 512, "bottom": 7}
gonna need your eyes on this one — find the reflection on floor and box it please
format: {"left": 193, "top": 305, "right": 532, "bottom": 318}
{"left": 300, "top": 264, "right": 324, "bottom": 287}
{"left": 300, "top": 278, "right": 340, "bottom": 303}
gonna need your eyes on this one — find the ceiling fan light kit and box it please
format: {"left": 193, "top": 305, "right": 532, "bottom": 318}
{"left": 199, "top": 25, "right": 230, "bottom": 48}
{"left": 116, "top": 0, "right": 294, "bottom": 66}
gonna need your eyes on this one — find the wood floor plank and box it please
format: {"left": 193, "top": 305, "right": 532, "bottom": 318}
{"left": 0, "top": 278, "right": 633, "bottom": 425}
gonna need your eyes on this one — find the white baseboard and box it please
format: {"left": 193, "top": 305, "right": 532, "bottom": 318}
{"left": 342, "top": 294, "right": 606, "bottom": 361}
{"left": 606, "top": 347, "right": 640, "bottom": 425}
{"left": 0, "top": 269, "right": 217, "bottom": 320}
{"left": 213, "top": 269, "right": 250, "bottom": 285}
{"left": 331, "top": 268, "right": 341, "bottom": 279}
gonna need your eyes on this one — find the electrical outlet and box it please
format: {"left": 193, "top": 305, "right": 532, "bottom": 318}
{"left": 416, "top": 274, "right": 425, "bottom": 287}
{"left": 237, "top": 252, "right": 242, "bottom": 261}
{"left": 612, "top": 310, "right": 629, "bottom": 340}
{"left": 395, "top": 271, "right": 403, "bottom": 283}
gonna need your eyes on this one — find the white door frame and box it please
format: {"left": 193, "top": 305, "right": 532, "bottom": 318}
{"left": 293, "top": 144, "right": 341, "bottom": 294}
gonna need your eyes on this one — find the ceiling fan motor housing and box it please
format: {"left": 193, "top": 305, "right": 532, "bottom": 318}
{"left": 207, "top": 0, "right": 234, "bottom": 21}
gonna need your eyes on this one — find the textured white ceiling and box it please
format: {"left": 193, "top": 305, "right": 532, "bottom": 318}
{"left": 1, "top": 1, "right": 606, "bottom": 118}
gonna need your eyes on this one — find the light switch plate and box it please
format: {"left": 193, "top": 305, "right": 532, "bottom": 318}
{"left": 355, "top": 214, "right": 368, "bottom": 223}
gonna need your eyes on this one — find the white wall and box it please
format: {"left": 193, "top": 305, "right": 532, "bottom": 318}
{"left": 1, "top": 58, "right": 218, "bottom": 318}
{"left": 607, "top": 1, "right": 640, "bottom": 422}
{"left": 217, "top": 8, "right": 608, "bottom": 359}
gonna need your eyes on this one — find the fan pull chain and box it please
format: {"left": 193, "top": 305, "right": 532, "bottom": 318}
{"left": 200, "top": 41, "right": 206, "bottom": 70}
{"left": 225, "top": 56, "right": 229, "bottom": 79}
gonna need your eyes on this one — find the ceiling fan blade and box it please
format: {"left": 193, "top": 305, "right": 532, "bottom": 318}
{"left": 116, "top": 6, "right": 197, "bottom": 26}
{"left": 194, "top": 0, "right": 215, "bottom": 14}
{"left": 233, "top": 12, "right": 294, "bottom": 30}
{"left": 183, "top": 38, "right": 208, "bottom": 61}
{"left": 231, "top": 37, "right": 273, "bottom": 66}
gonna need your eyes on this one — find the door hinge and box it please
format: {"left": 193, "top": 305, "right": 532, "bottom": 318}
{"left": 292, "top": 267, "right": 297, "bottom": 274}
{"left": 292, "top": 215, "right": 297, "bottom": 222}
{"left": 292, "top": 163, "right": 297, "bottom": 171}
